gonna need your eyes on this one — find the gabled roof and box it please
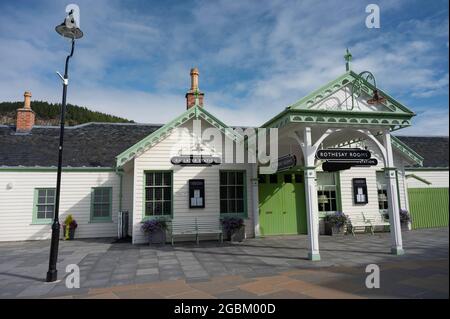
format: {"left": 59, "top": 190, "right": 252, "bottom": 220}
{"left": 262, "top": 70, "right": 415, "bottom": 130}
{"left": 115, "top": 105, "right": 242, "bottom": 167}
{"left": 395, "top": 136, "right": 449, "bottom": 168}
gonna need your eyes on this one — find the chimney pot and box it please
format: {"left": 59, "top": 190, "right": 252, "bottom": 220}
{"left": 24, "top": 91, "right": 32, "bottom": 109}
{"left": 186, "top": 67, "right": 204, "bottom": 109}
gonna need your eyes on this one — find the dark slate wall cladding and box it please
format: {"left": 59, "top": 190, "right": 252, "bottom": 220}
{"left": 0, "top": 123, "right": 161, "bottom": 167}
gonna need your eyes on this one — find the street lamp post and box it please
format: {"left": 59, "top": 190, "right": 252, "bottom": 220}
{"left": 46, "top": 9, "right": 83, "bottom": 283}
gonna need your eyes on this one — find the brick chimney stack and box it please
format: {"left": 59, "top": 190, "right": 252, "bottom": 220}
{"left": 185, "top": 67, "right": 204, "bottom": 109}
{"left": 16, "top": 91, "right": 35, "bottom": 133}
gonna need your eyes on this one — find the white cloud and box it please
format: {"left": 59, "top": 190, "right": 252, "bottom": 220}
{"left": 0, "top": 0, "right": 448, "bottom": 136}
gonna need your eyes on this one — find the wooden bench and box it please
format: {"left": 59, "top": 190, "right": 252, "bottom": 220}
{"left": 348, "top": 213, "right": 373, "bottom": 236}
{"left": 170, "top": 218, "right": 197, "bottom": 246}
{"left": 363, "top": 213, "right": 390, "bottom": 232}
{"left": 170, "top": 217, "right": 223, "bottom": 245}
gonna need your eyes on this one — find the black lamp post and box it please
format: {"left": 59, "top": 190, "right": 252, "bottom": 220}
{"left": 46, "top": 9, "right": 83, "bottom": 283}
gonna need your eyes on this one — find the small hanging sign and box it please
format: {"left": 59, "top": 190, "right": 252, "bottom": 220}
{"left": 171, "top": 155, "right": 221, "bottom": 166}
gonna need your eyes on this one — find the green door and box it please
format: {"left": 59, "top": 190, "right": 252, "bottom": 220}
{"left": 259, "top": 172, "right": 307, "bottom": 235}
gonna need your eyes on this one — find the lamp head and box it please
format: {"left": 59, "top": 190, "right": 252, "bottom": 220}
{"left": 55, "top": 10, "right": 83, "bottom": 39}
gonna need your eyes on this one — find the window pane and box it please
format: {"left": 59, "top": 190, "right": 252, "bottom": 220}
{"left": 220, "top": 186, "right": 227, "bottom": 199}
{"left": 236, "top": 186, "right": 244, "bottom": 199}
{"left": 269, "top": 174, "right": 278, "bottom": 184}
{"left": 149, "top": 188, "right": 154, "bottom": 200}
{"left": 38, "top": 196, "right": 46, "bottom": 204}
{"left": 163, "top": 173, "right": 171, "bottom": 186}
{"left": 258, "top": 174, "right": 266, "bottom": 184}
{"left": 220, "top": 200, "right": 228, "bottom": 213}
{"left": 295, "top": 174, "right": 303, "bottom": 183}
{"left": 163, "top": 201, "right": 171, "bottom": 215}
{"left": 149, "top": 202, "right": 153, "bottom": 216}
{"left": 38, "top": 189, "right": 46, "bottom": 197}
{"left": 236, "top": 172, "right": 244, "bottom": 185}
{"left": 236, "top": 200, "right": 244, "bottom": 213}
{"left": 146, "top": 173, "right": 154, "bottom": 186}
{"left": 154, "top": 202, "right": 162, "bottom": 215}
{"left": 163, "top": 188, "right": 171, "bottom": 200}
{"left": 284, "top": 174, "right": 292, "bottom": 183}
{"left": 154, "top": 173, "right": 163, "bottom": 186}
{"left": 228, "top": 186, "right": 235, "bottom": 199}
{"left": 47, "top": 189, "right": 55, "bottom": 197}
{"left": 228, "top": 172, "right": 236, "bottom": 184}
{"left": 155, "top": 188, "right": 162, "bottom": 200}
{"left": 229, "top": 200, "right": 236, "bottom": 213}
{"left": 220, "top": 172, "right": 227, "bottom": 185}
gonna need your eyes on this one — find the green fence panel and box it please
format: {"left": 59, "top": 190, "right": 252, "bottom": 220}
{"left": 408, "top": 188, "right": 449, "bottom": 229}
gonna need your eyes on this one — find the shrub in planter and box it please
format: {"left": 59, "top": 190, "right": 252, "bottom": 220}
{"left": 383, "top": 210, "right": 411, "bottom": 230}
{"left": 323, "top": 211, "right": 348, "bottom": 236}
{"left": 141, "top": 219, "right": 167, "bottom": 245}
{"left": 63, "top": 214, "right": 78, "bottom": 240}
{"left": 221, "top": 217, "right": 245, "bottom": 242}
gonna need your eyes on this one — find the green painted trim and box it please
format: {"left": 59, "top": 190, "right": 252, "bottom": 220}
{"left": 31, "top": 188, "right": 55, "bottom": 225}
{"left": 116, "top": 105, "right": 242, "bottom": 167}
{"left": 308, "top": 252, "right": 321, "bottom": 261}
{"left": 142, "top": 170, "right": 173, "bottom": 221}
{"left": 395, "top": 171, "right": 402, "bottom": 209}
{"left": 219, "top": 170, "right": 248, "bottom": 218}
{"left": 90, "top": 187, "right": 113, "bottom": 223}
{"left": 405, "top": 167, "right": 449, "bottom": 171}
{"left": 405, "top": 174, "right": 432, "bottom": 185}
{"left": 261, "top": 71, "right": 415, "bottom": 129}
{"left": 391, "top": 247, "right": 405, "bottom": 255}
{"left": 0, "top": 167, "right": 117, "bottom": 172}
{"left": 335, "top": 171, "right": 342, "bottom": 212}
{"left": 391, "top": 136, "right": 424, "bottom": 166}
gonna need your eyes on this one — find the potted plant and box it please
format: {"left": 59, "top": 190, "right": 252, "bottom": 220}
{"left": 141, "top": 219, "right": 167, "bottom": 245}
{"left": 221, "top": 217, "right": 245, "bottom": 242}
{"left": 383, "top": 210, "right": 412, "bottom": 231}
{"left": 63, "top": 214, "right": 78, "bottom": 240}
{"left": 323, "top": 211, "right": 348, "bottom": 236}
{"left": 400, "top": 209, "right": 412, "bottom": 231}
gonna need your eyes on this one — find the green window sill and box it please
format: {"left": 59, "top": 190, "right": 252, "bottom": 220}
{"left": 141, "top": 215, "right": 172, "bottom": 222}
{"left": 31, "top": 220, "right": 52, "bottom": 225}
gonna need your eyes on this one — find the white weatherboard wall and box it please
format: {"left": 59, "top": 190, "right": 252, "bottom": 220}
{"left": 406, "top": 170, "right": 450, "bottom": 188}
{"left": 132, "top": 119, "right": 254, "bottom": 244}
{"left": 0, "top": 171, "right": 120, "bottom": 242}
{"left": 338, "top": 138, "right": 410, "bottom": 221}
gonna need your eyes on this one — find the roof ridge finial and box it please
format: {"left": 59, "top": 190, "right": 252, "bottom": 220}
{"left": 344, "top": 48, "right": 352, "bottom": 72}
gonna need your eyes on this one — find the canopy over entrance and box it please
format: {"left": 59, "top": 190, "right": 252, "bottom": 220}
{"left": 258, "top": 56, "right": 417, "bottom": 260}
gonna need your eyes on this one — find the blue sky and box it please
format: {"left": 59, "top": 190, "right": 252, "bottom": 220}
{"left": 0, "top": 0, "right": 448, "bottom": 135}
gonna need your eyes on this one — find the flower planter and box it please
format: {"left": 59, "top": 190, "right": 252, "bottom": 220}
{"left": 230, "top": 226, "right": 245, "bottom": 242}
{"left": 324, "top": 222, "right": 347, "bottom": 236}
{"left": 148, "top": 228, "right": 166, "bottom": 245}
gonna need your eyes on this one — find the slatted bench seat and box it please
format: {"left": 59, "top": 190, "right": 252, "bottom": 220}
{"left": 170, "top": 218, "right": 197, "bottom": 246}
{"left": 196, "top": 218, "right": 223, "bottom": 244}
{"left": 363, "top": 213, "right": 390, "bottom": 232}
{"left": 170, "top": 217, "right": 223, "bottom": 245}
{"left": 348, "top": 213, "right": 373, "bottom": 236}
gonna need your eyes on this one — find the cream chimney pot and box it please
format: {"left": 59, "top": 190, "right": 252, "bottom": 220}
{"left": 24, "top": 91, "right": 32, "bottom": 109}
{"left": 190, "top": 67, "right": 199, "bottom": 91}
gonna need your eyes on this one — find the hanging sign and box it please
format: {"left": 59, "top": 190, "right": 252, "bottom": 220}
{"left": 276, "top": 154, "right": 297, "bottom": 172}
{"left": 316, "top": 148, "right": 371, "bottom": 160}
{"left": 171, "top": 155, "right": 221, "bottom": 166}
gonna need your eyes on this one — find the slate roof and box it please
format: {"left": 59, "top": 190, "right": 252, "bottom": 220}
{"left": 395, "top": 136, "right": 449, "bottom": 168}
{"left": 0, "top": 123, "right": 162, "bottom": 168}
{"left": 0, "top": 122, "right": 448, "bottom": 169}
